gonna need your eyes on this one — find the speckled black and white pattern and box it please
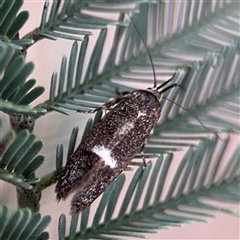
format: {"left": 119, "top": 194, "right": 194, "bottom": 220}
{"left": 55, "top": 89, "right": 162, "bottom": 214}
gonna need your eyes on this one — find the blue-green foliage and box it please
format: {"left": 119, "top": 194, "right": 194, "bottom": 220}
{"left": 0, "top": 204, "right": 51, "bottom": 240}
{"left": 0, "top": 0, "right": 239, "bottom": 239}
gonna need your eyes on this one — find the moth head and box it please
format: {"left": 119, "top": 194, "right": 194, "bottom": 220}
{"left": 146, "top": 87, "right": 162, "bottom": 101}
{"left": 146, "top": 72, "right": 180, "bottom": 101}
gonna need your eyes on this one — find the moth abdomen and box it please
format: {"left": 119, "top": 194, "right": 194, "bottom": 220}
{"left": 55, "top": 151, "right": 96, "bottom": 201}
{"left": 70, "top": 165, "right": 121, "bottom": 214}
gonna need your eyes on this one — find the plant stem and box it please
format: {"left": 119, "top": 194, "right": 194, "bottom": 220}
{"left": 16, "top": 171, "right": 58, "bottom": 211}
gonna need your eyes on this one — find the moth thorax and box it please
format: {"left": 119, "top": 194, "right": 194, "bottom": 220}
{"left": 146, "top": 88, "right": 162, "bottom": 101}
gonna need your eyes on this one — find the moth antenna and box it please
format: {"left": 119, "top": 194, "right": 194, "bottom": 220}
{"left": 126, "top": 13, "right": 157, "bottom": 88}
{"left": 159, "top": 83, "right": 183, "bottom": 94}
{"left": 163, "top": 96, "right": 222, "bottom": 141}
{"left": 156, "top": 72, "right": 184, "bottom": 91}
{"left": 128, "top": 14, "right": 217, "bottom": 139}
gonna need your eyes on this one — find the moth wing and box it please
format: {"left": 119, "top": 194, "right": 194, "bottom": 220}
{"left": 55, "top": 149, "right": 99, "bottom": 200}
{"left": 70, "top": 164, "right": 121, "bottom": 214}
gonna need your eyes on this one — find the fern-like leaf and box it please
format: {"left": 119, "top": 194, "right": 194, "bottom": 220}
{"left": 0, "top": 130, "right": 44, "bottom": 189}
{"left": 46, "top": 2, "right": 240, "bottom": 238}
{"left": 24, "top": 0, "right": 157, "bottom": 43}
{"left": 0, "top": 41, "right": 46, "bottom": 115}
{"left": 0, "top": 204, "right": 51, "bottom": 240}
{"left": 4, "top": 1, "right": 236, "bottom": 239}
{"left": 0, "top": 0, "right": 33, "bottom": 48}
{"left": 43, "top": 31, "right": 132, "bottom": 113}
{"left": 41, "top": 1, "right": 239, "bottom": 137}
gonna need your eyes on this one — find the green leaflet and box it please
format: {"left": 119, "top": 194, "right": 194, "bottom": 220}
{"left": 0, "top": 130, "right": 44, "bottom": 189}
{"left": 0, "top": 204, "right": 51, "bottom": 240}
{"left": 0, "top": 41, "right": 45, "bottom": 115}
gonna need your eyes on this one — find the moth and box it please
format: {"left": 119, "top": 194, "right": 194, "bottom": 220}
{"left": 55, "top": 74, "right": 179, "bottom": 214}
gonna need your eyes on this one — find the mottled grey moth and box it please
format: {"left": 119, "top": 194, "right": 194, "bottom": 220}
{"left": 55, "top": 75, "right": 179, "bottom": 214}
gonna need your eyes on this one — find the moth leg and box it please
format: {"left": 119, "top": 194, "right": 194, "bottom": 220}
{"left": 77, "top": 94, "right": 128, "bottom": 114}
{"left": 140, "top": 143, "right": 147, "bottom": 167}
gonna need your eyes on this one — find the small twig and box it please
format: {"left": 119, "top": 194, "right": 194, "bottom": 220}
{"left": 33, "top": 170, "right": 59, "bottom": 192}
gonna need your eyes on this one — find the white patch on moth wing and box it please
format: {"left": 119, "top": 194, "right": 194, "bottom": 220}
{"left": 118, "top": 122, "right": 134, "bottom": 135}
{"left": 92, "top": 145, "right": 117, "bottom": 168}
{"left": 137, "top": 111, "right": 147, "bottom": 118}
